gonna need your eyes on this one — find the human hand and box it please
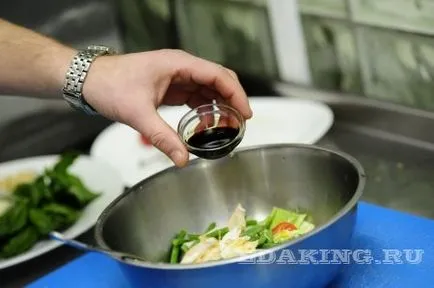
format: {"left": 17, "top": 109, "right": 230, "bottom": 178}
{"left": 82, "top": 49, "right": 252, "bottom": 167}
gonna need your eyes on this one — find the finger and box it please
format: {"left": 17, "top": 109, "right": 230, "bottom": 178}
{"left": 170, "top": 83, "right": 200, "bottom": 93}
{"left": 133, "top": 106, "right": 189, "bottom": 167}
{"left": 198, "top": 86, "right": 225, "bottom": 103}
{"left": 163, "top": 84, "right": 198, "bottom": 106}
{"left": 224, "top": 68, "right": 239, "bottom": 81}
{"left": 186, "top": 95, "right": 212, "bottom": 109}
{"left": 192, "top": 63, "right": 252, "bottom": 119}
{"left": 171, "top": 53, "right": 252, "bottom": 119}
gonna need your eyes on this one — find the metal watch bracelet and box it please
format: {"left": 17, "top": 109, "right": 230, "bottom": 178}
{"left": 62, "top": 45, "right": 117, "bottom": 115}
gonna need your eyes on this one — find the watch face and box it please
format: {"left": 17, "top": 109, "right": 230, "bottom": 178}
{"left": 87, "top": 45, "right": 116, "bottom": 55}
{"left": 88, "top": 45, "right": 107, "bottom": 51}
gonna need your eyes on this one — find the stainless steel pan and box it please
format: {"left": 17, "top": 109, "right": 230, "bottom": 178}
{"left": 94, "top": 144, "right": 365, "bottom": 288}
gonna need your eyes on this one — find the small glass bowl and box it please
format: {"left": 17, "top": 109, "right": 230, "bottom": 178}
{"left": 177, "top": 103, "right": 246, "bottom": 160}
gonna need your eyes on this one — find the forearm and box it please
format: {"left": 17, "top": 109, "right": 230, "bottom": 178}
{"left": 0, "top": 18, "right": 76, "bottom": 99}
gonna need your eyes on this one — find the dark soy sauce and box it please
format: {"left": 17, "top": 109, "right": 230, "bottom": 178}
{"left": 186, "top": 127, "right": 241, "bottom": 159}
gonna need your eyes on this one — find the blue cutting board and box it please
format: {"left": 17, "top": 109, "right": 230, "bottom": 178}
{"left": 27, "top": 202, "right": 434, "bottom": 288}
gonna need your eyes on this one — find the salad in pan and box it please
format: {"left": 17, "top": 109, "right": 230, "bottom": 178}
{"left": 169, "top": 204, "right": 315, "bottom": 264}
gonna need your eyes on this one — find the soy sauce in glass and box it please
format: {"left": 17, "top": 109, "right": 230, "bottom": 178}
{"left": 178, "top": 104, "right": 245, "bottom": 160}
{"left": 186, "top": 127, "right": 241, "bottom": 159}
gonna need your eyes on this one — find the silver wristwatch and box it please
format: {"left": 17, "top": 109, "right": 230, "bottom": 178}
{"left": 62, "top": 45, "right": 117, "bottom": 115}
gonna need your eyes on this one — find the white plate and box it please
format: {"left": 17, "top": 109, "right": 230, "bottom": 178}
{"left": 90, "top": 97, "right": 334, "bottom": 186}
{"left": 0, "top": 155, "right": 124, "bottom": 270}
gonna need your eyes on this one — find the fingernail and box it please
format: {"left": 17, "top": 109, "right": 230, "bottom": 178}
{"left": 247, "top": 108, "right": 253, "bottom": 118}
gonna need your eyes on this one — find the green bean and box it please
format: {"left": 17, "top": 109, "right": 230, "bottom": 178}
{"left": 181, "top": 239, "right": 200, "bottom": 253}
{"left": 170, "top": 245, "right": 180, "bottom": 263}
{"left": 204, "top": 222, "right": 217, "bottom": 233}
{"left": 262, "top": 215, "right": 273, "bottom": 229}
{"left": 206, "top": 227, "right": 229, "bottom": 239}
{"left": 171, "top": 239, "right": 182, "bottom": 246}
{"left": 263, "top": 229, "right": 273, "bottom": 243}
{"left": 246, "top": 219, "right": 257, "bottom": 226}
{"left": 177, "top": 230, "right": 187, "bottom": 239}
{"left": 249, "top": 234, "right": 259, "bottom": 241}
{"left": 170, "top": 229, "right": 190, "bottom": 247}
{"left": 257, "top": 234, "right": 267, "bottom": 246}
{"left": 171, "top": 229, "right": 188, "bottom": 246}
{"left": 186, "top": 234, "right": 199, "bottom": 241}
{"left": 261, "top": 242, "right": 278, "bottom": 249}
{"left": 243, "top": 225, "right": 265, "bottom": 238}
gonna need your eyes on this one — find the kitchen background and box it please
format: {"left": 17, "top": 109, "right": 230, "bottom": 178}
{"left": 116, "top": 0, "right": 434, "bottom": 111}
{"left": 1, "top": 0, "right": 434, "bottom": 123}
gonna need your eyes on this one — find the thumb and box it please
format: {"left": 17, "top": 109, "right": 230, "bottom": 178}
{"left": 133, "top": 107, "right": 189, "bottom": 167}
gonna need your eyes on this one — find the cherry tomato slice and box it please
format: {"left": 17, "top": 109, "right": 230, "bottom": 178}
{"left": 272, "top": 222, "right": 297, "bottom": 235}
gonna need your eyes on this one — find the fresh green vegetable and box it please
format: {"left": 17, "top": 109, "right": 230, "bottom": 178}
{"left": 170, "top": 245, "right": 180, "bottom": 264}
{"left": 0, "top": 199, "right": 28, "bottom": 237}
{"left": 263, "top": 229, "right": 273, "bottom": 243}
{"left": 169, "top": 230, "right": 190, "bottom": 263}
{"left": 293, "top": 214, "right": 307, "bottom": 228}
{"left": 261, "top": 242, "right": 280, "bottom": 249}
{"left": 269, "top": 207, "right": 300, "bottom": 230}
{"left": 29, "top": 209, "right": 54, "bottom": 235}
{"left": 273, "top": 230, "right": 299, "bottom": 243}
{"left": 45, "top": 171, "right": 99, "bottom": 209}
{"left": 168, "top": 205, "right": 316, "bottom": 264}
{"left": 204, "top": 222, "right": 216, "bottom": 233}
{"left": 181, "top": 240, "right": 199, "bottom": 253}
{"left": 172, "top": 230, "right": 187, "bottom": 246}
{"left": 298, "top": 221, "right": 315, "bottom": 234}
{"left": 246, "top": 219, "right": 257, "bottom": 226}
{"left": 0, "top": 152, "right": 99, "bottom": 259}
{"left": 206, "top": 227, "right": 229, "bottom": 239}
{"left": 42, "top": 203, "right": 81, "bottom": 231}
{"left": 14, "top": 182, "right": 44, "bottom": 207}
{"left": 53, "top": 151, "right": 79, "bottom": 174}
{"left": 1, "top": 227, "right": 39, "bottom": 258}
{"left": 257, "top": 234, "right": 267, "bottom": 246}
{"left": 242, "top": 224, "right": 265, "bottom": 238}
{"left": 186, "top": 234, "right": 199, "bottom": 241}
{"left": 260, "top": 210, "right": 276, "bottom": 228}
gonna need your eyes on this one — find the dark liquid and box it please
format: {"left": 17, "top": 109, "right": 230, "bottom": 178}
{"left": 186, "top": 127, "right": 241, "bottom": 159}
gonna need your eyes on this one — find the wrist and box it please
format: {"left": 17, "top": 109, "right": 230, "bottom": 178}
{"left": 43, "top": 45, "right": 77, "bottom": 98}
{"left": 81, "top": 55, "right": 111, "bottom": 111}
{"left": 62, "top": 45, "right": 117, "bottom": 115}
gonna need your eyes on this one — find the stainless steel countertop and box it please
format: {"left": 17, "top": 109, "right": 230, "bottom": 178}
{"left": 2, "top": 83, "right": 434, "bottom": 287}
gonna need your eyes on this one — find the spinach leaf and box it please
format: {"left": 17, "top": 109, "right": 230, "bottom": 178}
{"left": 0, "top": 199, "right": 28, "bottom": 238}
{"left": 42, "top": 203, "right": 81, "bottom": 230}
{"left": 13, "top": 178, "right": 47, "bottom": 207}
{"left": 29, "top": 209, "right": 54, "bottom": 235}
{"left": 53, "top": 152, "right": 79, "bottom": 174}
{"left": 46, "top": 171, "right": 99, "bottom": 208}
{"left": 0, "top": 226, "right": 39, "bottom": 258}
{"left": 65, "top": 174, "right": 100, "bottom": 206}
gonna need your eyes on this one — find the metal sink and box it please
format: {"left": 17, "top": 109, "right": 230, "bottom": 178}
{"left": 275, "top": 82, "right": 434, "bottom": 220}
